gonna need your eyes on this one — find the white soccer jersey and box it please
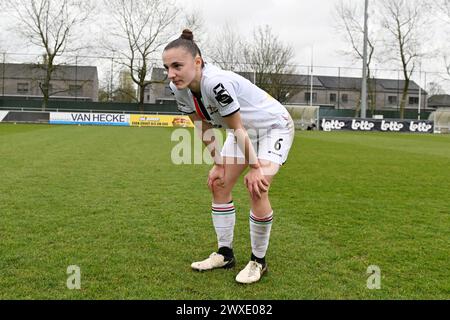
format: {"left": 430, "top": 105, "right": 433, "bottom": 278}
{"left": 170, "top": 63, "right": 290, "bottom": 130}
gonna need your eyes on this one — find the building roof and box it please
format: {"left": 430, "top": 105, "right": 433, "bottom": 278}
{"left": 0, "top": 63, "right": 98, "bottom": 81}
{"left": 428, "top": 94, "right": 450, "bottom": 107}
{"left": 149, "top": 66, "right": 425, "bottom": 93}
{"left": 237, "top": 72, "right": 323, "bottom": 87}
{"left": 375, "top": 78, "right": 421, "bottom": 91}
{"left": 317, "top": 76, "right": 362, "bottom": 90}
{"left": 316, "top": 75, "right": 422, "bottom": 92}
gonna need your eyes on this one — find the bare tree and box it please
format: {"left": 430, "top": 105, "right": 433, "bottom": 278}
{"left": 433, "top": 0, "right": 450, "bottom": 21}
{"left": 182, "top": 11, "right": 207, "bottom": 46}
{"left": 106, "top": 0, "right": 179, "bottom": 111}
{"left": 380, "top": 0, "right": 432, "bottom": 119}
{"left": 427, "top": 81, "right": 446, "bottom": 96}
{"left": 114, "top": 69, "right": 137, "bottom": 103}
{"left": 6, "top": 0, "right": 93, "bottom": 110}
{"left": 181, "top": 10, "right": 215, "bottom": 67}
{"left": 244, "top": 25, "right": 298, "bottom": 104}
{"left": 209, "top": 23, "right": 246, "bottom": 71}
{"left": 431, "top": 0, "right": 450, "bottom": 79}
{"left": 334, "top": 0, "right": 377, "bottom": 115}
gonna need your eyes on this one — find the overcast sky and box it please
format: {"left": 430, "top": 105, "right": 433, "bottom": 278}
{"left": 0, "top": 0, "right": 448, "bottom": 90}
{"left": 0, "top": 0, "right": 364, "bottom": 69}
{"left": 175, "top": 0, "right": 448, "bottom": 89}
{"left": 179, "top": 0, "right": 348, "bottom": 68}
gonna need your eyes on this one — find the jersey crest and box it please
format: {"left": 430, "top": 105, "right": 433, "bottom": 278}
{"left": 213, "top": 83, "right": 234, "bottom": 107}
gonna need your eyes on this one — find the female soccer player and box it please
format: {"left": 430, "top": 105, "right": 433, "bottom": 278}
{"left": 163, "top": 29, "right": 294, "bottom": 284}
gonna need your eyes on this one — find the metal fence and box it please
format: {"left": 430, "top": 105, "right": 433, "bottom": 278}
{"left": 1, "top": 51, "right": 449, "bottom": 111}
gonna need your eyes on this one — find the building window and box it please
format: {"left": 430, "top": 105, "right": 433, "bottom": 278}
{"left": 69, "top": 85, "right": 83, "bottom": 96}
{"left": 341, "top": 94, "right": 348, "bottom": 103}
{"left": 17, "top": 83, "right": 29, "bottom": 94}
{"left": 304, "top": 92, "right": 317, "bottom": 103}
{"left": 330, "top": 93, "right": 336, "bottom": 103}
{"left": 409, "top": 97, "right": 419, "bottom": 105}
{"left": 388, "top": 96, "right": 397, "bottom": 105}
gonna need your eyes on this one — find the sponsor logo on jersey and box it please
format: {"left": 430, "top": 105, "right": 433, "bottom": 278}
{"left": 268, "top": 150, "right": 282, "bottom": 157}
{"left": 207, "top": 105, "right": 219, "bottom": 115}
{"left": 213, "top": 83, "right": 234, "bottom": 107}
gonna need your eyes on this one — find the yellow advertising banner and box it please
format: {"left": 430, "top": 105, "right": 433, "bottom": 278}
{"left": 130, "top": 114, "right": 194, "bottom": 128}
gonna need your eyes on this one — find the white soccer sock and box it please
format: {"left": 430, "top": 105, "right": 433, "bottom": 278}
{"left": 249, "top": 210, "right": 273, "bottom": 259}
{"left": 211, "top": 202, "right": 236, "bottom": 249}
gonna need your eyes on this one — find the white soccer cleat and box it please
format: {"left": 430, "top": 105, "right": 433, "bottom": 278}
{"left": 235, "top": 261, "right": 267, "bottom": 284}
{"left": 191, "top": 252, "right": 235, "bottom": 271}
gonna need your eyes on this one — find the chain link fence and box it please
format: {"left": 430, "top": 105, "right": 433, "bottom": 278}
{"left": 1, "top": 52, "right": 449, "bottom": 113}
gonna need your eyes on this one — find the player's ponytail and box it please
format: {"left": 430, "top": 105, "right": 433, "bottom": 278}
{"left": 164, "top": 29, "right": 205, "bottom": 67}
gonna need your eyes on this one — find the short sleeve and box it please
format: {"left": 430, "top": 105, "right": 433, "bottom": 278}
{"left": 208, "top": 80, "right": 240, "bottom": 117}
{"left": 170, "top": 82, "right": 195, "bottom": 114}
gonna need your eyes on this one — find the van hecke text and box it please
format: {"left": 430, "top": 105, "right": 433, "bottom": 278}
{"left": 71, "top": 113, "right": 126, "bottom": 123}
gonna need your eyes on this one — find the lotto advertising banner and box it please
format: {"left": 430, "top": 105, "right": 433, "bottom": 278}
{"left": 50, "top": 112, "right": 130, "bottom": 126}
{"left": 320, "top": 118, "right": 434, "bottom": 134}
{"left": 130, "top": 114, "right": 194, "bottom": 128}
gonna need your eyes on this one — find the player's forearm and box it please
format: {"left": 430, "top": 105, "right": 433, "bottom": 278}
{"left": 200, "top": 121, "right": 223, "bottom": 165}
{"left": 221, "top": 111, "right": 259, "bottom": 169}
{"left": 233, "top": 128, "right": 260, "bottom": 169}
{"left": 206, "top": 141, "right": 223, "bottom": 165}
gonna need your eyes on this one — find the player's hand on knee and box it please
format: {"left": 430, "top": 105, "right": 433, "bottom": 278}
{"left": 244, "top": 167, "right": 269, "bottom": 199}
{"left": 207, "top": 164, "right": 225, "bottom": 192}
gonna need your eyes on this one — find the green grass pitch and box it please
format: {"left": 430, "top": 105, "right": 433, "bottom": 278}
{"left": 0, "top": 123, "right": 449, "bottom": 299}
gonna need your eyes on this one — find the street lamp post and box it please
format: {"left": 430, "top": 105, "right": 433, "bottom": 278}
{"left": 361, "top": 0, "right": 369, "bottom": 118}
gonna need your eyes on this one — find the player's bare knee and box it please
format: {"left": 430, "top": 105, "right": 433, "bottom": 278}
{"left": 212, "top": 179, "right": 231, "bottom": 196}
{"left": 260, "top": 160, "right": 280, "bottom": 176}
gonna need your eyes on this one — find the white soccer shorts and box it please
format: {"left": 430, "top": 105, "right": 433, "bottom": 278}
{"left": 220, "top": 116, "right": 295, "bottom": 166}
